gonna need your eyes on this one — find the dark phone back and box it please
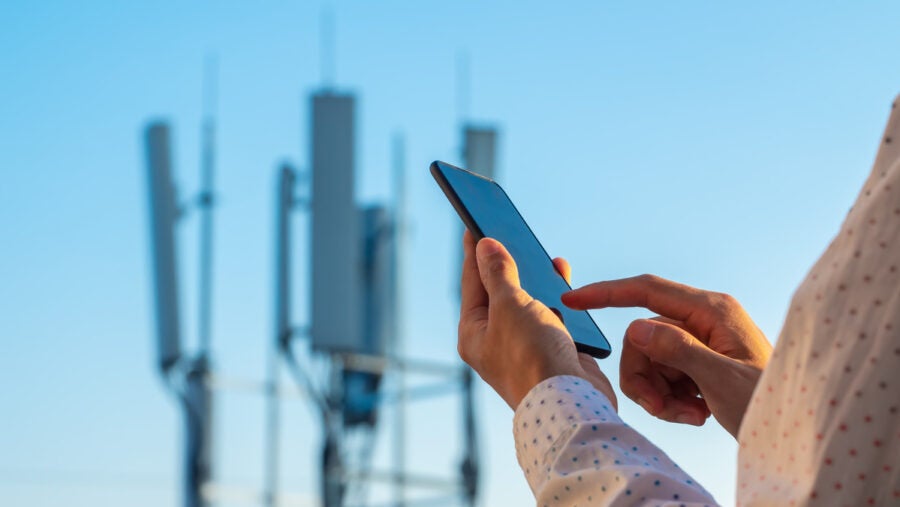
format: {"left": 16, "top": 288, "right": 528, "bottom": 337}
{"left": 431, "top": 160, "right": 611, "bottom": 359}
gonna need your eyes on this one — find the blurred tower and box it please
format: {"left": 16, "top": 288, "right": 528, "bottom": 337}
{"left": 143, "top": 58, "right": 218, "bottom": 507}
{"left": 143, "top": 120, "right": 215, "bottom": 507}
{"left": 266, "top": 88, "right": 482, "bottom": 507}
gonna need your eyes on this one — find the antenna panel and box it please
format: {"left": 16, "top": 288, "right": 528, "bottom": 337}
{"left": 144, "top": 122, "right": 182, "bottom": 371}
{"left": 310, "top": 93, "right": 363, "bottom": 352}
{"left": 463, "top": 126, "right": 498, "bottom": 179}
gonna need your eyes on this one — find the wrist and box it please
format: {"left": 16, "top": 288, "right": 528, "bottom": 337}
{"left": 511, "top": 360, "right": 583, "bottom": 408}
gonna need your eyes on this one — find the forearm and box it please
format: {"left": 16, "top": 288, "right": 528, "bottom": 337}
{"left": 514, "top": 376, "right": 719, "bottom": 506}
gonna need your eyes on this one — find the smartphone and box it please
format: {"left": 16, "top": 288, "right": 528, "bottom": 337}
{"left": 431, "top": 160, "right": 612, "bottom": 359}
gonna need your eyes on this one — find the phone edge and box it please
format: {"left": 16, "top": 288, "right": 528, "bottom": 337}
{"left": 430, "top": 161, "right": 486, "bottom": 240}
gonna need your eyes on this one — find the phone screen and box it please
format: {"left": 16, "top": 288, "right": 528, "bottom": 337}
{"left": 432, "top": 161, "right": 611, "bottom": 358}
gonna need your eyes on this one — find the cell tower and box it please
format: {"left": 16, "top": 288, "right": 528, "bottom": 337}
{"left": 258, "top": 11, "right": 482, "bottom": 505}
{"left": 143, "top": 59, "right": 217, "bottom": 507}
{"left": 264, "top": 88, "right": 482, "bottom": 507}
{"left": 143, "top": 31, "right": 491, "bottom": 507}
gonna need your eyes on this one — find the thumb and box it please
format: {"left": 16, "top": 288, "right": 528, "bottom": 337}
{"left": 626, "top": 319, "right": 721, "bottom": 383}
{"left": 475, "top": 238, "right": 521, "bottom": 298}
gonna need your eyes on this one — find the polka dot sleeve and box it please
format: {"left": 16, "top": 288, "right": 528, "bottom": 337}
{"left": 513, "top": 375, "right": 719, "bottom": 506}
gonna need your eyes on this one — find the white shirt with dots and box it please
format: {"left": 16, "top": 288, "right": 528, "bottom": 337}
{"left": 513, "top": 95, "right": 900, "bottom": 506}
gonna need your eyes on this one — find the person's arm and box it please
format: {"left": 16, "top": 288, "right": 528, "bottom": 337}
{"left": 515, "top": 376, "right": 718, "bottom": 506}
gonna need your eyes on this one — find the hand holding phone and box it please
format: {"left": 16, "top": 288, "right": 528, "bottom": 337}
{"left": 431, "top": 160, "right": 612, "bottom": 358}
{"left": 458, "top": 230, "right": 617, "bottom": 410}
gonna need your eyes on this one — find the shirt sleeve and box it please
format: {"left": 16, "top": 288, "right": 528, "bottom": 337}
{"left": 514, "top": 375, "right": 719, "bottom": 507}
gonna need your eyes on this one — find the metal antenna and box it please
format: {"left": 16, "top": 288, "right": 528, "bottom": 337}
{"left": 391, "top": 132, "right": 407, "bottom": 507}
{"left": 198, "top": 54, "right": 217, "bottom": 357}
{"left": 265, "top": 163, "right": 296, "bottom": 507}
{"left": 321, "top": 7, "right": 336, "bottom": 90}
{"left": 456, "top": 50, "right": 471, "bottom": 126}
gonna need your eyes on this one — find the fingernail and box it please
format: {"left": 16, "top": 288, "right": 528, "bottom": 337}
{"left": 636, "top": 398, "right": 654, "bottom": 415}
{"left": 630, "top": 320, "right": 655, "bottom": 346}
{"left": 675, "top": 413, "right": 698, "bottom": 425}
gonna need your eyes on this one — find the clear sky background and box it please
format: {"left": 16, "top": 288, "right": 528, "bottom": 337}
{"left": 2, "top": 2, "right": 900, "bottom": 506}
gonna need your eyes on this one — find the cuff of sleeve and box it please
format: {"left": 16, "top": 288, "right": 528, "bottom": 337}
{"left": 513, "top": 375, "right": 620, "bottom": 429}
{"left": 512, "top": 376, "right": 621, "bottom": 489}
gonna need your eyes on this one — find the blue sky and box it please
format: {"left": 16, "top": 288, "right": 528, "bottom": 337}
{"left": 2, "top": 1, "right": 899, "bottom": 506}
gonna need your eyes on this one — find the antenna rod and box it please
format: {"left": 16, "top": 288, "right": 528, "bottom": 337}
{"left": 198, "top": 55, "right": 217, "bottom": 357}
{"left": 321, "top": 8, "right": 336, "bottom": 89}
{"left": 391, "top": 132, "right": 407, "bottom": 507}
{"left": 456, "top": 51, "right": 470, "bottom": 127}
{"left": 265, "top": 164, "right": 295, "bottom": 507}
